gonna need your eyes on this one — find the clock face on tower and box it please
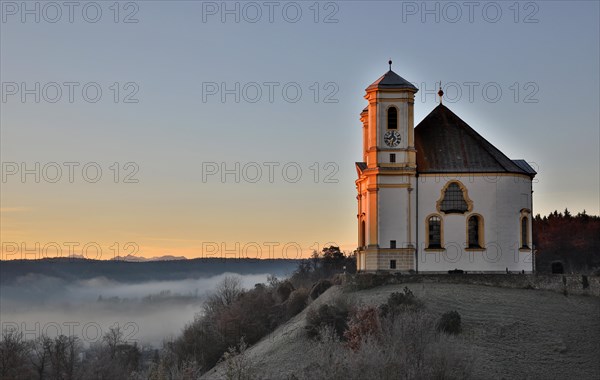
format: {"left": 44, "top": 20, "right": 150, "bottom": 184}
{"left": 384, "top": 130, "right": 401, "bottom": 147}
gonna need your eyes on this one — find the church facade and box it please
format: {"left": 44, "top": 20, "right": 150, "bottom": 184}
{"left": 355, "top": 64, "right": 536, "bottom": 273}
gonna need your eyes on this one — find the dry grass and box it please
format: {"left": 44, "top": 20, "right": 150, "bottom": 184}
{"left": 298, "top": 311, "right": 471, "bottom": 380}
{"left": 202, "top": 283, "right": 600, "bottom": 380}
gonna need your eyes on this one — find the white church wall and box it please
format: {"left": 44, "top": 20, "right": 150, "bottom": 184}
{"left": 378, "top": 151, "right": 411, "bottom": 164}
{"left": 417, "top": 174, "right": 533, "bottom": 273}
{"left": 378, "top": 187, "right": 410, "bottom": 248}
{"left": 378, "top": 175, "right": 412, "bottom": 185}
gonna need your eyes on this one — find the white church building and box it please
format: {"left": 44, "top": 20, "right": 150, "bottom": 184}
{"left": 355, "top": 63, "right": 537, "bottom": 273}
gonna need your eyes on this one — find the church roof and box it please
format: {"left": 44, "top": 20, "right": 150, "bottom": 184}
{"left": 366, "top": 70, "right": 418, "bottom": 91}
{"left": 511, "top": 159, "right": 537, "bottom": 175}
{"left": 415, "top": 104, "right": 535, "bottom": 177}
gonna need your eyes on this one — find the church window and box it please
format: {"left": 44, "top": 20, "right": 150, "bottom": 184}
{"left": 521, "top": 217, "right": 529, "bottom": 249}
{"left": 390, "top": 260, "right": 397, "bottom": 269}
{"left": 427, "top": 215, "right": 442, "bottom": 249}
{"left": 360, "top": 221, "right": 366, "bottom": 248}
{"left": 390, "top": 240, "right": 396, "bottom": 249}
{"left": 520, "top": 209, "right": 531, "bottom": 250}
{"left": 390, "top": 153, "right": 396, "bottom": 163}
{"left": 387, "top": 106, "right": 398, "bottom": 129}
{"left": 467, "top": 215, "right": 483, "bottom": 248}
{"left": 440, "top": 182, "right": 469, "bottom": 214}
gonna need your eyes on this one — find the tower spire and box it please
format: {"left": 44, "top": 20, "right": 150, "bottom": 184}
{"left": 438, "top": 81, "right": 444, "bottom": 104}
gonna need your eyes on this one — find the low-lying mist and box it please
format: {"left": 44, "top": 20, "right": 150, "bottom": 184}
{"left": 0, "top": 272, "right": 272, "bottom": 347}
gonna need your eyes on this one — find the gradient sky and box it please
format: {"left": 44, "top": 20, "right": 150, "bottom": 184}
{"left": 1, "top": 1, "right": 599, "bottom": 260}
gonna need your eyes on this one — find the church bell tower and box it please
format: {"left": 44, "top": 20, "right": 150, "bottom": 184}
{"left": 355, "top": 61, "right": 418, "bottom": 272}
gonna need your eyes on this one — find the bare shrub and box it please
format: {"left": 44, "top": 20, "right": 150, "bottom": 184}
{"left": 378, "top": 287, "right": 422, "bottom": 318}
{"left": 220, "top": 338, "right": 256, "bottom": 380}
{"left": 300, "top": 308, "right": 472, "bottom": 379}
{"left": 305, "top": 298, "right": 351, "bottom": 340}
{"left": 148, "top": 358, "right": 202, "bottom": 380}
{"left": 344, "top": 306, "right": 381, "bottom": 351}
{"left": 267, "top": 274, "right": 280, "bottom": 288}
{"left": 353, "top": 273, "right": 378, "bottom": 290}
{"left": 286, "top": 288, "right": 309, "bottom": 318}
{"left": 309, "top": 280, "right": 333, "bottom": 301}
{"left": 352, "top": 272, "right": 394, "bottom": 290}
{"left": 437, "top": 310, "right": 462, "bottom": 335}
{"left": 146, "top": 340, "right": 202, "bottom": 380}
{"left": 276, "top": 280, "right": 295, "bottom": 303}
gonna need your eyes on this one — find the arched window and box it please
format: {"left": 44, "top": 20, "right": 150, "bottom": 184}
{"left": 387, "top": 106, "right": 397, "bottom": 130}
{"left": 467, "top": 215, "right": 483, "bottom": 248}
{"left": 427, "top": 215, "right": 442, "bottom": 249}
{"left": 521, "top": 217, "right": 529, "bottom": 249}
{"left": 439, "top": 182, "right": 469, "bottom": 214}
{"left": 360, "top": 221, "right": 366, "bottom": 248}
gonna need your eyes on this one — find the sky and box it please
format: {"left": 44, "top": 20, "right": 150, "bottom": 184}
{"left": 1, "top": 0, "right": 599, "bottom": 260}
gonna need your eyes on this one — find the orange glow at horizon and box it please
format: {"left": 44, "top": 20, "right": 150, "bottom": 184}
{"left": 0, "top": 240, "right": 359, "bottom": 261}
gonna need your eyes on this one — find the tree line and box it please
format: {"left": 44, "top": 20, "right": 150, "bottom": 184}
{"left": 534, "top": 209, "right": 600, "bottom": 274}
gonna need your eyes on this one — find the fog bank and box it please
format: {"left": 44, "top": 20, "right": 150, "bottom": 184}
{"left": 0, "top": 272, "right": 273, "bottom": 346}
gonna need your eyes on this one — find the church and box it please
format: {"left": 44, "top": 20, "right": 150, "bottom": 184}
{"left": 355, "top": 62, "right": 537, "bottom": 273}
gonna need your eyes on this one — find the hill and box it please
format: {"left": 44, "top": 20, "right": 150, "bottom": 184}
{"left": 203, "top": 283, "right": 600, "bottom": 379}
{"left": 111, "top": 254, "right": 188, "bottom": 262}
{"left": 0, "top": 258, "right": 299, "bottom": 285}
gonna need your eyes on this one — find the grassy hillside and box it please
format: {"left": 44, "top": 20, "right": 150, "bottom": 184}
{"left": 203, "top": 283, "right": 600, "bottom": 379}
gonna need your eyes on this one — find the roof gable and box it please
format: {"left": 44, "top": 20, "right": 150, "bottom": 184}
{"left": 414, "top": 104, "right": 534, "bottom": 176}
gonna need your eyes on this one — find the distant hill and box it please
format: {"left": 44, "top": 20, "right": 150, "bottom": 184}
{"left": 111, "top": 254, "right": 188, "bottom": 262}
{"left": 0, "top": 258, "right": 300, "bottom": 285}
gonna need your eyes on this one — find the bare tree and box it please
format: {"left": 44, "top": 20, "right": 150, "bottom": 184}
{"left": 81, "top": 326, "right": 140, "bottom": 379}
{"left": 103, "top": 326, "right": 124, "bottom": 360}
{"left": 218, "top": 276, "right": 243, "bottom": 306}
{"left": 30, "top": 335, "right": 52, "bottom": 379}
{"left": 48, "top": 335, "right": 80, "bottom": 380}
{"left": 204, "top": 276, "right": 243, "bottom": 316}
{"left": 0, "top": 329, "right": 32, "bottom": 379}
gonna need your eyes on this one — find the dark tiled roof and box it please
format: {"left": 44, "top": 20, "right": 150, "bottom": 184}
{"left": 512, "top": 160, "right": 537, "bottom": 175}
{"left": 366, "top": 70, "right": 418, "bottom": 91}
{"left": 415, "top": 104, "right": 534, "bottom": 176}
